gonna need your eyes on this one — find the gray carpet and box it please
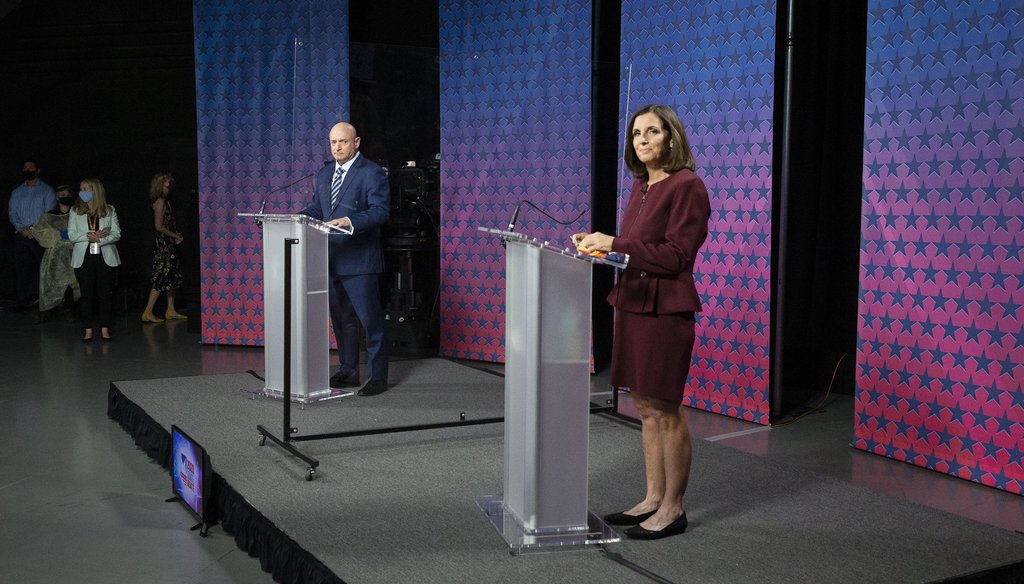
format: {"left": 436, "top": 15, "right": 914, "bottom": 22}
{"left": 113, "top": 359, "right": 1024, "bottom": 584}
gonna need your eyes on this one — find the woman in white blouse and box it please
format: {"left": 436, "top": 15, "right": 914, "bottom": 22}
{"left": 68, "top": 178, "right": 121, "bottom": 341}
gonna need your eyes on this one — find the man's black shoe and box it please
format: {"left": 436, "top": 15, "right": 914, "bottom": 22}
{"left": 329, "top": 370, "right": 360, "bottom": 388}
{"left": 357, "top": 379, "right": 388, "bottom": 396}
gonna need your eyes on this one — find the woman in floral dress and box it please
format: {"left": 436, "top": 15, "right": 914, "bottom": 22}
{"left": 141, "top": 173, "right": 186, "bottom": 322}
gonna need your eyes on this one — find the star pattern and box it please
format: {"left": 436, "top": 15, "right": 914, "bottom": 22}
{"left": 192, "top": 1, "right": 1022, "bottom": 493}
{"left": 618, "top": 0, "right": 776, "bottom": 424}
{"left": 195, "top": 0, "right": 350, "bottom": 345}
{"left": 856, "top": 0, "right": 1023, "bottom": 494}
{"left": 438, "top": 1, "right": 593, "bottom": 362}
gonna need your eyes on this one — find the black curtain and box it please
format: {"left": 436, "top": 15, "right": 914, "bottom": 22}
{"left": 773, "top": 0, "right": 867, "bottom": 416}
{"left": 0, "top": 1, "right": 199, "bottom": 307}
{"left": 590, "top": 0, "right": 621, "bottom": 371}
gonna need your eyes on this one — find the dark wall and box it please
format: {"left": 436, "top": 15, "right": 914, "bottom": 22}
{"left": 591, "top": 0, "right": 621, "bottom": 369}
{"left": 0, "top": 0, "right": 443, "bottom": 306}
{"left": 0, "top": 0, "right": 199, "bottom": 302}
{"left": 349, "top": 1, "right": 440, "bottom": 168}
{"left": 349, "top": 2, "right": 441, "bottom": 357}
{"left": 774, "top": 0, "right": 867, "bottom": 412}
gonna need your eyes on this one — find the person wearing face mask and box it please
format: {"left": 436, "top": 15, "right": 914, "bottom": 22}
{"left": 573, "top": 104, "right": 711, "bottom": 540}
{"left": 31, "top": 185, "right": 81, "bottom": 321}
{"left": 8, "top": 159, "right": 56, "bottom": 311}
{"left": 68, "top": 178, "right": 121, "bottom": 342}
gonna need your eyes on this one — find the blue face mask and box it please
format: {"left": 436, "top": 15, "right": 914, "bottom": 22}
{"left": 79, "top": 191, "right": 93, "bottom": 203}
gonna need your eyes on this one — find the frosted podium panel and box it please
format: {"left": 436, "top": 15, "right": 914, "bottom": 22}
{"left": 263, "top": 219, "right": 328, "bottom": 398}
{"left": 248, "top": 214, "right": 333, "bottom": 402}
{"left": 503, "top": 239, "right": 592, "bottom": 533}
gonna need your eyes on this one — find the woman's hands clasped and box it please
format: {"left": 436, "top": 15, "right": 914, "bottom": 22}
{"left": 87, "top": 229, "right": 110, "bottom": 243}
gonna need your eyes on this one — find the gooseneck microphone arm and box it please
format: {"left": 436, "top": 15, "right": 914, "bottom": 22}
{"left": 255, "top": 160, "right": 332, "bottom": 225}
{"left": 505, "top": 199, "right": 587, "bottom": 233}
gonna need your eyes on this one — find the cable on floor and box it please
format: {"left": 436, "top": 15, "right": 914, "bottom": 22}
{"left": 772, "top": 352, "right": 848, "bottom": 428}
{"left": 600, "top": 546, "right": 680, "bottom": 584}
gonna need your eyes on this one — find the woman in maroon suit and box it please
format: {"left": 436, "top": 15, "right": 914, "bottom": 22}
{"left": 574, "top": 104, "right": 710, "bottom": 540}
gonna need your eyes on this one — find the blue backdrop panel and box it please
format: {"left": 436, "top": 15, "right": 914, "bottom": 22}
{"left": 438, "top": 0, "right": 593, "bottom": 361}
{"left": 857, "top": 0, "right": 1024, "bottom": 493}
{"left": 621, "top": 0, "right": 776, "bottom": 424}
{"left": 194, "top": 0, "right": 349, "bottom": 345}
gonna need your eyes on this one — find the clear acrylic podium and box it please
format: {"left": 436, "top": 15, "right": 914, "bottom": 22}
{"left": 238, "top": 213, "right": 352, "bottom": 404}
{"left": 475, "top": 228, "right": 626, "bottom": 553}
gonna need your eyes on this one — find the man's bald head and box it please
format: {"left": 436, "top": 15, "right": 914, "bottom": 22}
{"left": 329, "top": 123, "right": 360, "bottom": 164}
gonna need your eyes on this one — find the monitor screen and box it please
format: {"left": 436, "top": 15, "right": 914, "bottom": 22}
{"left": 171, "top": 425, "right": 209, "bottom": 523}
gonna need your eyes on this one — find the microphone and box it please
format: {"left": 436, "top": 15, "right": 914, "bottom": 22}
{"left": 503, "top": 199, "right": 587, "bottom": 235}
{"left": 256, "top": 199, "right": 267, "bottom": 224}
{"left": 506, "top": 201, "right": 524, "bottom": 233}
{"left": 254, "top": 160, "right": 332, "bottom": 225}
{"left": 499, "top": 200, "right": 586, "bottom": 249}
{"left": 500, "top": 200, "right": 526, "bottom": 248}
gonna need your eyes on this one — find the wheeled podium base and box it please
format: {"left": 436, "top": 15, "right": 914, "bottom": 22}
{"left": 475, "top": 495, "right": 620, "bottom": 554}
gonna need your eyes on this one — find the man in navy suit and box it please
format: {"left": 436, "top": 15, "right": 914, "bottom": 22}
{"left": 300, "top": 122, "right": 390, "bottom": 396}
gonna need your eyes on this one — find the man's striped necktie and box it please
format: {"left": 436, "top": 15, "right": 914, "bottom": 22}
{"left": 330, "top": 166, "right": 344, "bottom": 208}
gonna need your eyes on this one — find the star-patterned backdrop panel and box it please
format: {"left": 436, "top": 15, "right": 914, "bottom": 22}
{"left": 194, "top": 0, "right": 349, "bottom": 345}
{"left": 438, "top": 1, "right": 593, "bottom": 361}
{"left": 620, "top": 0, "right": 776, "bottom": 424}
{"left": 858, "top": 0, "right": 1024, "bottom": 493}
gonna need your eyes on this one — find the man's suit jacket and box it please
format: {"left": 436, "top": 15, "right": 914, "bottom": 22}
{"left": 300, "top": 154, "right": 391, "bottom": 276}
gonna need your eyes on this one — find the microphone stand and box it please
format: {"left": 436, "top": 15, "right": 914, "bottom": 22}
{"left": 256, "top": 160, "right": 331, "bottom": 225}
{"left": 503, "top": 199, "right": 586, "bottom": 236}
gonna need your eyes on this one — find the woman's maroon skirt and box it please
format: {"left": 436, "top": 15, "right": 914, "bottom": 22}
{"left": 610, "top": 309, "right": 695, "bottom": 402}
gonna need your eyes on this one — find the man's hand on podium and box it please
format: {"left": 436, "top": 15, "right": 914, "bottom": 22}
{"left": 328, "top": 217, "right": 352, "bottom": 229}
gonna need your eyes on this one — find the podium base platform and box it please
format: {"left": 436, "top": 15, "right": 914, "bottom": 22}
{"left": 474, "top": 494, "right": 620, "bottom": 554}
{"left": 242, "top": 386, "right": 354, "bottom": 404}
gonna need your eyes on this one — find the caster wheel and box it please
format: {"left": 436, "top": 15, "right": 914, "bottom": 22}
{"left": 305, "top": 468, "right": 316, "bottom": 481}
{"left": 258, "top": 435, "right": 266, "bottom": 446}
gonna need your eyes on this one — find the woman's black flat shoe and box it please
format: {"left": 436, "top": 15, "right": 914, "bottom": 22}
{"left": 603, "top": 510, "right": 656, "bottom": 525}
{"left": 624, "top": 512, "right": 688, "bottom": 540}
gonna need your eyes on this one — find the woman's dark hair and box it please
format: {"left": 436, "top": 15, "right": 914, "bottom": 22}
{"left": 623, "top": 104, "right": 696, "bottom": 180}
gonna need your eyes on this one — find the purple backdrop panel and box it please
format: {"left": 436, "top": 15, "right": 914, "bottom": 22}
{"left": 194, "top": 0, "right": 349, "bottom": 345}
{"left": 621, "top": 0, "right": 776, "bottom": 424}
{"left": 857, "top": 0, "right": 1024, "bottom": 493}
{"left": 438, "top": 1, "right": 593, "bottom": 361}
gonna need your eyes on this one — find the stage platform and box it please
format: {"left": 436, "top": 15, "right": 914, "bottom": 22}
{"left": 108, "top": 358, "right": 1024, "bottom": 584}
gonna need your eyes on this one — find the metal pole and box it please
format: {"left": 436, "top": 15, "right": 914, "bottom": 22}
{"left": 284, "top": 237, "right": 299, "bottom": 441}
{"left": 771, "top": 0, "right": 796, "bottom": 419}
